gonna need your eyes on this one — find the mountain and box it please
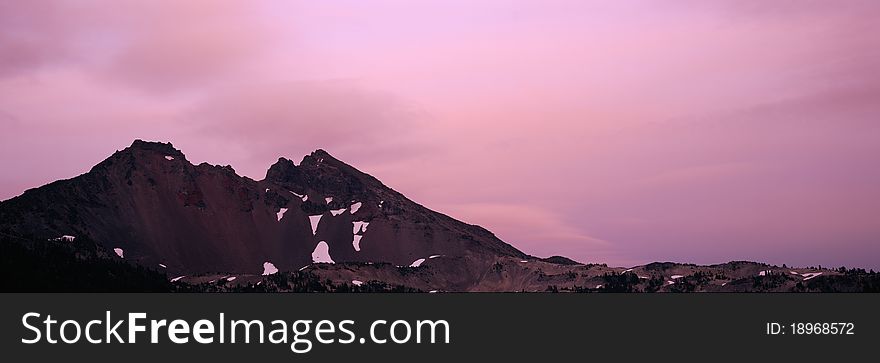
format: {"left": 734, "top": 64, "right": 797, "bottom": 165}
{"left": 1, "top": 140, "right": 878, "bottom": 292}
{"left": 0, "top": 140, "right": 527, "bottom": 289}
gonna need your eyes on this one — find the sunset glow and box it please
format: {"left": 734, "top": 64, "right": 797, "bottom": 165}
{"left": 1, "top": 1, "right": 878, "bottom": 269}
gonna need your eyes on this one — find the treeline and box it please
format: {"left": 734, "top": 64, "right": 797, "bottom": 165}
{"left": 175, "top": 272, "right": 422, "bottom": 293}
{"left": 0, "top": 236, "right": 171, "bottom": 292}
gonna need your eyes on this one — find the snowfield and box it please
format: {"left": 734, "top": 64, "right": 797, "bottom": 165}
{"left": 352, "top": 221, "right": 370, "bottom": 234}
{"left": 262, "top": 262, "right": 279, "bottom": 275}
{"left": 801, "top": 272, "right": 823, "bottom": 280}
{"left": 276, "top": 208, "right": 288, "bottom": 222}
{"left": 309, "top": 215, "right": 323, "bottom": 235}
{"left": 330, "top": 208, "right": 346, "bottom": 216}
{"left": 352, "top": 235, "right": 363, "bottom": 251}
{"left": 312, "top": 242, "right": 335, "bottom": 264}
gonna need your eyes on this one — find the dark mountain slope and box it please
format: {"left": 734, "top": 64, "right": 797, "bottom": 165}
{"left": 0, "top": 140, "right": 525, "bottom": 282}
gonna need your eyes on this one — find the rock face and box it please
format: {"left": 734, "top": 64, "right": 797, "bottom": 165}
{"left": 0, "top": 140, "right": 525, "bottom": 278}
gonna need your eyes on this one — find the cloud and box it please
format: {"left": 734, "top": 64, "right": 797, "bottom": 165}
{"left": 183, "top": 80, "right": 435, "bottom": 177}
{"left": 434, "top": 202, "right": 611, "bottom": 259}
{"left": 0, "top": 1, "right": 77, "bottom": 77}
{"left": 0, "top": 1, "right": 273, "bottom": 92}
{"left": 1, "top": 0, "right": 879, "bottom": 269}
{"left": 630, "top": 162, "right": 759, "bottom": 191}
{"left": 98, "top": 1, "right": 271, "bottom": 93}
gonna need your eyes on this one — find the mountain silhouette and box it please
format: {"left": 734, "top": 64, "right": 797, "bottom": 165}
{"left": 1, "top": 140, "right": 877, "bottom": 292}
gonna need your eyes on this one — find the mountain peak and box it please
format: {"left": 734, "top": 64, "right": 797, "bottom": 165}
{"left": 300, "top": 149, "right": 339, "bottom": 166}
{"left": 311, "top": 148, "right": 332, "bottom": 157}
{"left": 265, "top": 156, "right": 300, "bottom": 181}
{"left": 90, "top": 139, "right": 185, "bottom": 174}
{"left": 128, "top": 139, "right": 181, "bottom": 155}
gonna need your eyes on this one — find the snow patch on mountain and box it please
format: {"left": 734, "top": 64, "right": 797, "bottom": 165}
{"left": 350, "top": 202, "right": 362, "bottom": 214}
{"left": 352, "top": 221, "right": 369, "bottom": 234}
{"left": 309, "top": 215, "right": 323, "bottom": 235}
{"left": 262, "top": 262, "right": 279, "bottom": 275}
{"left": 276, "top": 208, "right": 288, "bottom": 222}
{"left": 352, "top": 235, "right": 363, "bottom": 251}
{"left": 802, "top": 272, "right": 823, "bottom": 280}
{"left": 312, "top": 241, "right": 334, "bottom": 264}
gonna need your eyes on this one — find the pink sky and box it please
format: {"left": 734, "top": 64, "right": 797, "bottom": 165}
{"left": 1, "top": 1, "right": 878, "bottom": 269}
